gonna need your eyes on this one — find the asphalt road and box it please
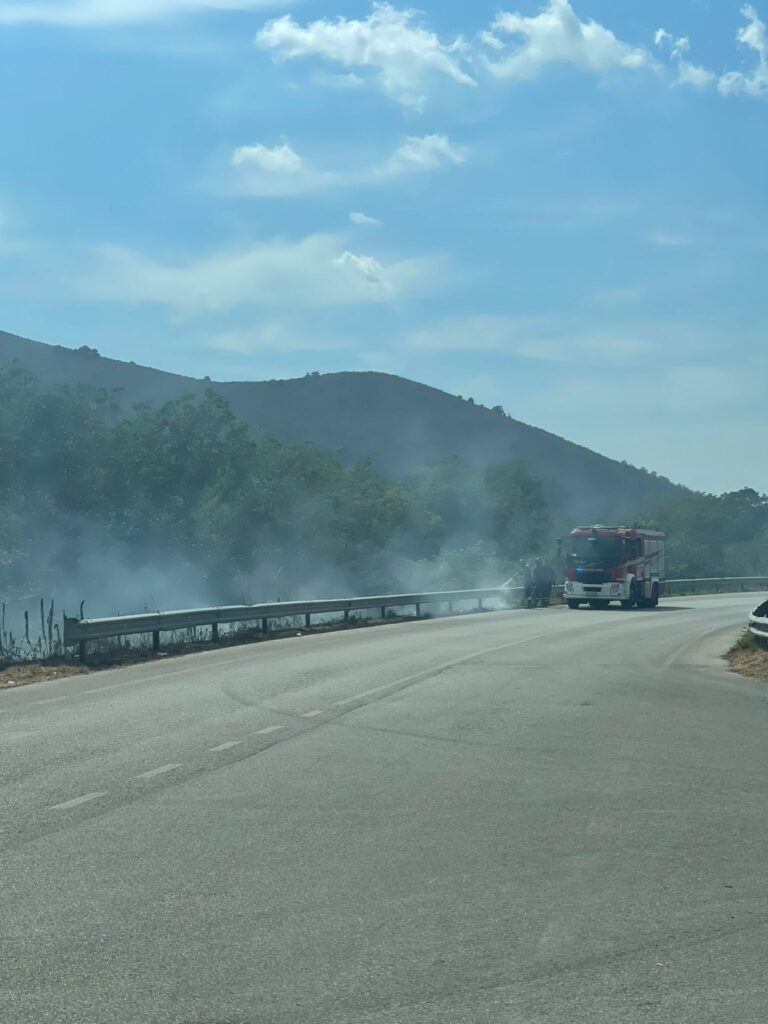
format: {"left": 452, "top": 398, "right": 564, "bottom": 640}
{"left": 0, "top": 594, "right": 766, "bottom": 1024}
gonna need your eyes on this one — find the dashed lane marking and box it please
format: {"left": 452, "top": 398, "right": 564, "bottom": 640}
{"left": 256, "top": 725, "right": 285, "bottom": 735}
{"left": 79, "top": 683, "right": 135, "bottom": 695}
{"left": 32, "top": 697, "right": 70, "bottom": 705}
{"left": 302, "top": 710, "right": 323, "bottom": 718}
{"left": 136, "top": 763, "right": 183, "bottom": 780}
{"left": 50, "top": 792, "right": 106, "bottom": 811}
{"left": 331, "top": 627, "right": 592, "bottom": 709}
{"left": 209, "top": 741, "right": 242, "bottom": 752}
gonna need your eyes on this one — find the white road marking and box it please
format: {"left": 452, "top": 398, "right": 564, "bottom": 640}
{"left": 33, "top": 696, "right": 69, "bottom": 705}
{"left": 210, "top": 741, "right": 242, "bottom": 752}
{"left": 332, "top": 628, "right": 583, "bottom": 708}
{"left": 136, "top": 763, "right": 183, "bottom": 780}
{"left": 50, "top": 792, "right": 106, "bottom": 811}
{"left": 79, "top": 683, "right": 132, "bottom": 695}
{"left": 256, "top": 725, "right": 285, "bottom": 735}
{"left": 335, "top": 681, "right": 411, "bottom": 705}
{"left": 302, "top": 710, "right": 323, "bottom": 718}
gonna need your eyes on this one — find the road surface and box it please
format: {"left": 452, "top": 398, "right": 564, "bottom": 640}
{"left": 1, "top": 594, "right": 766, "bottom": 1024}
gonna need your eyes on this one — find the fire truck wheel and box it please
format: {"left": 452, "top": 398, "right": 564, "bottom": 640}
{"left": 620, "top": 581, "right": 638, "bottom": 610}
{"left": 567, "top": 600, "right": 581, "bottom": 609}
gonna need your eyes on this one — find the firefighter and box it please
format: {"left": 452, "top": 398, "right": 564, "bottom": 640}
{"left": 532, "top": 557, "right": 556, "bottom": 607}
{"left": 519, "top": 559, "right": 533, "bottom": 608}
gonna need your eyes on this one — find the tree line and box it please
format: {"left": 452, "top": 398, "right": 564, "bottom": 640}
{"left": 1, "top": 366, "right": 765, "bottom": 615}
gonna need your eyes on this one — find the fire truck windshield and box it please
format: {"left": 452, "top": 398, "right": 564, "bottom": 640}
{"left": 568, "top": 535, "right": 623, "bottom": 569}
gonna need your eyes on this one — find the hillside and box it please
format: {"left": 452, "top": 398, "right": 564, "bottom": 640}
{"left": 0, "top": 329, "right": 685, "bottom": 521}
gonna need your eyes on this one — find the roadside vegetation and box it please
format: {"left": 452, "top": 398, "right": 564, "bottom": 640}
{"left": 0, "top": 366, "right": 550, "bottom": 642}
{"left": 727, "top": 629, "right": 768, "bottom": 683}
{"left": 638, "top": 491, "right": 768, "bottom": 580}
{"left": 1, "top": 365, "right": 767, "bottom": 667}
{"left": 0, "top": 609, "right": 422, "bottom": 689}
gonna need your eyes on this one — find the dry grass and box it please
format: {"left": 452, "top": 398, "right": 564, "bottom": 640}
{"left": 727, "top": 631, "right": 768, "bottom": 683}
{"left": 0, "top": 661, "right": 90, "bottom": 689}
{"left": 0, "top": 613, "right": 425, "bottom": 691}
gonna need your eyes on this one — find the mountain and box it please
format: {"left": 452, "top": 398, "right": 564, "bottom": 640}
{"left": 0, "top": 329, "right": 685, "bottom": 521}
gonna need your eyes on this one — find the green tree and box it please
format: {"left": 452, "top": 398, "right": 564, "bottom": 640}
{"left": 484, "top": 459, "right": 552, "bottom": 560}
{"left": 639, "top": 488, "right": 768, "bottom": 578}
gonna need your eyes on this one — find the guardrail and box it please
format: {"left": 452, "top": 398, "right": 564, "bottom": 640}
{"left": 62, "top": 575, "right": 768, "bottom": 661}
{"left": 63, "top": 587, "right": 521, "bottom": 660}
{"left": 749, "top": 601, "right": 768, "bottom": 647}
{"left": 667, "top": 577, "right": 768, "bottom": 594}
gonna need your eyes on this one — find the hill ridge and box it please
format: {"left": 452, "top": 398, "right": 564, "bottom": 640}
{"left": 0, "top": 329, "right": 685, "bottom": 520}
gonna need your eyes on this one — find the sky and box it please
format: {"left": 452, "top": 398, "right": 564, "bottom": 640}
{"left": 0, "top": 0, "right": 766, "bottom": 495}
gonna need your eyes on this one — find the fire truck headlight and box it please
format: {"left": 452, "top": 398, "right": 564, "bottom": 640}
{"left": 564, "top": 582, "right": 573, "bottom": 594}
{"left": 610, "top": 584, "right": 621, "bottom": 594}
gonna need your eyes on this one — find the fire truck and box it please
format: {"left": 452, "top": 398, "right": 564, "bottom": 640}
{"left": 562, "top": 526, "right": 666, "bottom": 610}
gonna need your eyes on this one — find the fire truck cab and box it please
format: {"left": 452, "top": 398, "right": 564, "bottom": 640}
{"left": 563, "top": 526, "right": 665, "bottom": 610}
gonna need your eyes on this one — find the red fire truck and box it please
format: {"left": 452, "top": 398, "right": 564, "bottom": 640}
{"left": 563, "top": 525, "right": 666, "bottom": 610}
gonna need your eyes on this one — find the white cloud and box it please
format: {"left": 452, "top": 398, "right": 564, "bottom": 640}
{"left": 654, "top": 28, "right": 689, "bottom": 60}
{"left": 676, "top": 60, "right": 716, "bottom": 89}
{"left": 228, "top": 141, "right": 340, "bottom": 197}
{"left": 482, "top": 0, "right": 650, "bottom": 80}
{"left": 231, "top": 143, "right": 302, "bottom": 174}
{"left": 384, "top": 134, "right": 467, "bottom": 174}
{"left": 663, "top": 4, "right": 768, "bottom": 97}
{"left": 229, "top": 158, "right": 337, "bottom": 198}
{"left": 332, "top": 251, "right": 391, "bottom": 292}
{"left": 719, "top": 4, "right": 768, "bottom": 97}
{"left": 230, "top": 133, "right": 467, "bottom": 196}
{"left": 0, "top": 0, "right": 276, "bottom": 26}
{"left": 350, "top": 212, "right": 381, "bottom": 226}
{"left": 74, "top": 235, "right": 439, "bottom": 313}
{"left": 656, "top": 6, "right": 768, "bottom": 98}
{"left": 255, "top": 2, "right": 476, "bottom": 108}
{"left": 656, "top": 24, "right": 715, "bottom": 89}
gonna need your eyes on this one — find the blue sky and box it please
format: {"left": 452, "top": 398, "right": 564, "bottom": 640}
{"left": 0, "top": 0, "right": 766, "bottom": 494}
